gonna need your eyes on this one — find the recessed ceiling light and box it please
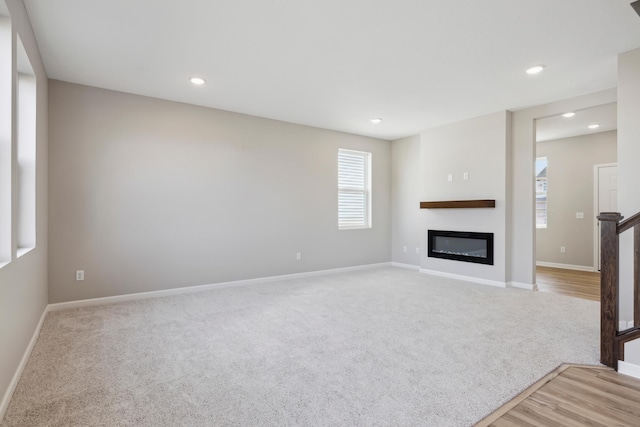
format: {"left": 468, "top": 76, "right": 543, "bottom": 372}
{"left": 562, "top": 112, "right": 575, "bottom": 118}
{"left": 588, "top": 124, "right": 600, "bottom": 129}
{"left": 370, "top": 118, "right": 382, "bottom": 124}
{"left": 526, "top": 65, "right": 545, "bottom": 75}
{"left": 190, "top": 77, "right": 205, "bottom": 85}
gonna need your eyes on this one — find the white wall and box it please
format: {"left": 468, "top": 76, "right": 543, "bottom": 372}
{"left": 391, "top": 134, "right": 421, "bottom": 267}
{"left": 618, "top": 48, "right": 640, "bottom": 323}
{"left": 536, "top": 130, "right": 617, "bottom": 268}
{"left": 0, "top": 0, "right": 48, "bottom": 418}
{"left": 48, "top": 80, "right": 391, "bottom": 303}
{"left": 419, "top": 111, "right": 511, "bottom": 283}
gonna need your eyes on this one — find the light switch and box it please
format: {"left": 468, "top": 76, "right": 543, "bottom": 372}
{"left": 447, "top": 174, "right": 453, "bottom": 182}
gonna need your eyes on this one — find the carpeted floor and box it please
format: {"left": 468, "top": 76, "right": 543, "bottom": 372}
{"left": 1, "top": 267, "right": 600, "bottom": 426}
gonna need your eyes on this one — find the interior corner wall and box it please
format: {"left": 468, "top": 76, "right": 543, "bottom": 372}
{"left": 618, "top": 47, "right": 640, "bottom": 322}
{"left": 510, "top": 88, "right": 617, "bottom": 287}
{"left": 0, "top": 0, "right": 48, "bottom": 418}
{"left": 536, "top": 130, "right": 617, "bottom": 268}
{"left": 391, "top": 134, "right": 421, "bottom": 267}
{"left": 419, "top": 111, "right": 510, "bottom": 283}
{"left": 47, "top": 80, "right": 391, "bottom": 303}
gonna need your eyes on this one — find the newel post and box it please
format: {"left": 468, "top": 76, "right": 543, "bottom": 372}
{"left": 598, "top": 212, "right": 623, "bottom": 369}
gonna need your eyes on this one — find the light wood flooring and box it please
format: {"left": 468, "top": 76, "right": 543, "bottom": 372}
{"left": 536, "top": 266, "right": 600, "bottom": 301}
{"left": 477, "top": 365, "right": 640, "bottom": 426}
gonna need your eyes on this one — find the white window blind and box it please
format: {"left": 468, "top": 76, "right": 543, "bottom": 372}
{"left": 338, "top": 149, "right": 371, "bottom": 229}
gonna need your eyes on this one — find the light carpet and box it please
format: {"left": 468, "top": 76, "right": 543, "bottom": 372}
{"left": 1, "top": 267, "right": 600, "bottom": 426}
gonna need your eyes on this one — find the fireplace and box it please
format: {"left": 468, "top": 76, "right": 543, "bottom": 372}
{"left": 427, "top": 230, "right": 494, "bottom": 265}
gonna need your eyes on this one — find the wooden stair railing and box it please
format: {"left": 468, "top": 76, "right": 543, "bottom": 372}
{"left": 598, "top": 211, "right": 640, "bottom": 370}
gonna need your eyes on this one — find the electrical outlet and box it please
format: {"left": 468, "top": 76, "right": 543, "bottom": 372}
{"left": 463, "top": 172, "right": 469, "bottom": 180}
{"left": 75, "top": 270, "right": 85, "bottom": 281}
{"left": 560, "top": 247, "right": 566, "bottom": 253}
{"left": 415, "top": 247, "right": 420, "bottom": 255}
{"left": 403, "top": 246, "right": 407, "bottom": 253}
{"left": 447, "top": 174, "right": 453, "bottom": 182}
{"left": 296, "top": 252, "right": 301, "bottom": 261}
{"left": 576, "top": 212, "right": 584, "bottom": 219}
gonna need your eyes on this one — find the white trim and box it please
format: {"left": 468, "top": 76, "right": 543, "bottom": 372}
{"left": 390, "top": 262, "right": 420, "bottom": 270}
{"left": 593, "top": 162, "right": 618, "bottom": 271}
{"left": 48, "top": 262, "right": 392, "bottom": 311}
{"left": 509, "top": 281, "right": 537, "bottom": 291}
{"left": 0, "top": 306, "right": 48, "bottom": 422}
{"left": 536, "top": 261, "right": 596, "bottom": 272}
{"left": 419, "top": 268, "right": 506, "bottom": 288}
{"left": 618, "top": 360, "right": 640, "bottom": 380}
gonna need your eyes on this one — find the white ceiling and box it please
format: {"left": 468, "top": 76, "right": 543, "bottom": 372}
{"left": 22, "top": 0, "right": 640, "bottom": 140}
{"left": 536, "top": 103, "right": 618, "bottom": 142}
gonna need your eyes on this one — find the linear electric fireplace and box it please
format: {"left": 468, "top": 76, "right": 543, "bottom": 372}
{"left": 427, "top": 230, "right": 494, "bottom": 265}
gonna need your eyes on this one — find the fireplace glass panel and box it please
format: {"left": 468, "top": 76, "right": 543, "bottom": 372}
{"left": 433, "top": 236, "right": 487, "bottom": 258}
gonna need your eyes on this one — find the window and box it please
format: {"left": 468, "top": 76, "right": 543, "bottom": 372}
{"left": 0, "top": 9, "right": 38, "bottom": 267}
{"left": 16, "top": 36, "right": 36, "bottom": 256}
{"left": 536, "top": 157, "right": 547, "bottom": 228}
{"left": 338, "top": 149, "right": 371, "bottom": 229}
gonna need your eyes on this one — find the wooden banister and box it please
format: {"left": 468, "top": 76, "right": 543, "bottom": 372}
{"left": 636, "top": 226, "right": 640, "bottom": 328}
{"left": 616, "top": 211, "right": 640, "bottom": 234}
{"left": 598, "top": 211, "right": 640, "bottom": 370}
{"left": 616, "top": 327, "right": 640, "bottom": 361}
{"left": 598, "top": 212, "right": 622, "bottom": 369}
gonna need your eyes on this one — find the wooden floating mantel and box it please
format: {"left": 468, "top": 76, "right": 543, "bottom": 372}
{"left": 420, "top": 199, "right": 496, "bottom": 209}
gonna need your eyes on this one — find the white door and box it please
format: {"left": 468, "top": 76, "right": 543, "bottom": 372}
{"left": 595, "top": 164, "right": 618, "bottom": 270}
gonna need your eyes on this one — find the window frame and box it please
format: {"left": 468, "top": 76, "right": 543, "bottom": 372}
{"left": 338, "top": 148, "right": 372, "bottom": 230}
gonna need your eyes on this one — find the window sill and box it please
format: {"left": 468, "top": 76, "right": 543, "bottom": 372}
{"left": 339, "top": 226, "right": 372, "bottom": 230}
{"left": 17, "top": 247, "right": 35, "bottom": 258}
{"left": 536, "top": 225, "right": 548, "bottom": 229}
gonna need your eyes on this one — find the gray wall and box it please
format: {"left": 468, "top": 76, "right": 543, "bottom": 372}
{"left": 420, "top": 111, "right": 511, "bottom": 283}
{"left": 392, "top": 91, "right": 619, "bottom": 288}
{"left": 48, "top": 80, "right": 391, "bottom": 303}
{"left": 536, "top": 131, "right": 616, "bottom": 268}
{"left": 0, "top": 0, "right": 48, "bottom": 416}
{"left": 391, "top": 134, "right": 421, "bottom": 267}
{"left": 390, "top": 112, "right": 513, "bottom": 283}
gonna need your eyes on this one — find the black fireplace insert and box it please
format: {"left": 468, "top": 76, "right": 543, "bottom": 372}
{"left": 427, "top": 230, "right": 494, "bottom": 265}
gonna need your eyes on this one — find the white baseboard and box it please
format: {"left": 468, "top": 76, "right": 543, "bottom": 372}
{"left": 48, "top": 262, "right": 393, "bottom": 311}
{"left": 0, "top": 306, "right": 48, "bottom": 422}
{"left": 391, "top": 262, "right": 420, "bottom": 270}
{"left": 509, "top": 281, "right": 537, "bottom": 291}
{"left": 419, "top": 268, "right": 506, "bottom": 288}
{"left": 618, "top": 360, "right": 640, "bottom": 380}
{"left": 536, "top": 261, "right": 596, "bottom": 272}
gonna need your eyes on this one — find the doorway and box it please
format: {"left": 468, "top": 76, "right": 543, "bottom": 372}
{"left": 534, "top": 103, "right": 617, "bottom": 300}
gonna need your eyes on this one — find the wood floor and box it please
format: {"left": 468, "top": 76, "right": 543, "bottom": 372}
{"left": 477, "top": 365, "right": 640, "bottom": 426}
{"left": 536, "top": 266, "right": 600, "bottom": 301}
